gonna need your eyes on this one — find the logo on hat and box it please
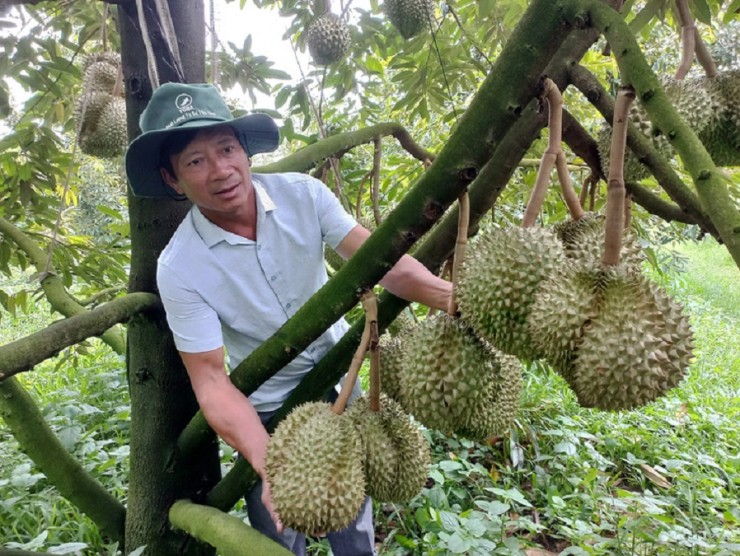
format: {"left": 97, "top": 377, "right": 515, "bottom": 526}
{"left": 175, "top": 93, "right": 194, "bottom": 112}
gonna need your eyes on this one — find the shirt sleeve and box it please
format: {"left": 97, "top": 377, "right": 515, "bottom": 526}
{"left": 308, "top": 176, "right": 358, "bottom": 249}
{"left": 157, "top": 261, "right": 224, "bottom": 354}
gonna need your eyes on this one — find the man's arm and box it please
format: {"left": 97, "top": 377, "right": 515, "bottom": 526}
{"left": 179, "top": 348, "right": 282, "bottom": 531}
{"left": 335, "top": 224, "right": 453, "bottom": 312}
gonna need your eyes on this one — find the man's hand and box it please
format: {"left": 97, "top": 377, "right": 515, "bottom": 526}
{"left": 260, "top": 477, "right": 284, "bottom": 534}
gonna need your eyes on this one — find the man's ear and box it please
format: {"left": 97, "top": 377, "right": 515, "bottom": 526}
{"left": 160, "top": 168, "right": 184, "bottom": 195}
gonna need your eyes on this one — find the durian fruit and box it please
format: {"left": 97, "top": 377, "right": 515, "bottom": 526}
{"left": 307, "top": 12, "right": 351, "bottom": 66}
{"left": 265, "top": 401, "right": 366, "bottom": 535}
{"left": 76, "top": 51, "right": 126, "bottom": 159}
{"left": 598, "top": 71, "right": 740, "bottom": 181}
{"left": 376, "top": 332, "right": 406, "bottom": 404}
{"left": 384, "top": 0, "right": 434, "bottom": 39}
{"left": 395, "top": 313, "right": 497, "bottom": 434}
{"left": 553, "top": 212, "right": 643, "bottom": 269}
{"left": 455, "top": 226, "right": 566, "bottom": 360}
{"left": 530, "top": 86, "right": 694, "bottom": 410}
{"left": 346, "top": 394, "right": 430, "bottom": 502}
{"left": 454, "top": 350, "right": 522, "bottom": 441}
{"left": 78, "top": 96, "right": 128, "bottom": 159}
{"left": 529, "top": 261, "right": 694, "bottom": 410}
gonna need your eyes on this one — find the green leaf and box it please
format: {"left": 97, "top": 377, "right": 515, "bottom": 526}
{"left": 629, "top": 0, "right": 664, "bottom": 32}
{"left": 689, "top": 0, "right": 712, "bottom": 24}
{"left": 97, "top": 205, "right": 123, "bottom": 220}
{"left": 723, "top": 0, "right": 740, "bottom": 22}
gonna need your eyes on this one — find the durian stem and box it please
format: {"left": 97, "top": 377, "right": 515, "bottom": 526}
{"left": 368, "top": 319, "right": 381, "bottom": 412}
{"left": 448, "top": 190, "right": 470, "bottom": 315}
{"left": 556, "top": 151, "right": 585, "bottom": 220}
{"left": 522, "top": 78, "right": 576, "bottom": 227}
{"left": 602, "top": 86, "right": 635, "bottom": 267}
{"left": 332, "top": 291, "right": 376, "bottom": 415}
{"left": 673, "top": 0, "right": 719, "bottom": 79}
{"left": 624, "top": 192, "right": 633, "bottom": 230}
{"left": 427, "top": 258, "right": 453, "bottom": 318}
{"left": 579, "top": 173, "right": 598, "bottom": 211}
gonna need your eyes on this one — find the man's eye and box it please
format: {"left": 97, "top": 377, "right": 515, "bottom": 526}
{"left": 186, "top": 158, "right": 201, "bottom": 167}
{"left": 224, "top": 145, "right": 235, "bottom": 154}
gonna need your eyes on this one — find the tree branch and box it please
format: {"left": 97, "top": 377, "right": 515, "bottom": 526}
{"left": 169, "top": 500, "right": 292, "bottom": 556}
{"left": 567, "top": 64, "right": 719, "bottom": 237}
{"left": 582, "top": 0, "right": 740, "bottom": 265}
{"left": 0, "top": 293, "right": 159, "bottom": 381}
{"left": 0, "top": 218, "right": 126, "bottom": 355}
{"left": 0, "top": 377, "right": 126, "bottom": 544}
{"left": 253, "top": 122, "right": 435, "bottom": 175}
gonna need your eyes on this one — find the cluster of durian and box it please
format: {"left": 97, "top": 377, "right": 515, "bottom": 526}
{"left": 75, "top": 52, "right": 127, "bottom": 159}
{"left": 306, "top": 0, "right": 350, "bottom": 65}
{"left": 598, "top": 70, "right": 740, "bottom": 181}
{"left": 384, "top": 0, "right": 434, "bottom": 39}
{"left": 265, "top": 296, "right": 431, "bottom": 535}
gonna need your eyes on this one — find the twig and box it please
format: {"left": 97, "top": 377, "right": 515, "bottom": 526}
{"left": 447, "top": 190, "right": 469, "bottom": 316}
{"left": 371, "top": 136, "right": 382, "bottom": 226}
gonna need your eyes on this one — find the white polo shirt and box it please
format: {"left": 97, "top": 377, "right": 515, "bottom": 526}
{"left": 156, "top": 172, "right": 357, "bottom": 412}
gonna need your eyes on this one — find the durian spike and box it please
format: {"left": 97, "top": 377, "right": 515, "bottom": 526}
{"left": 603, "top": 86, "right": 635, "bottom": 267}
{"left": 332, "top": 291, "right": 375, "bottom": 415}
{"left": 448, "top": 189, "right": 470, "bottom": 316}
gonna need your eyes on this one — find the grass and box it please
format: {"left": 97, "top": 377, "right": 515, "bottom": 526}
{"left": 1, "top": 239, "right": 739, "bottom": 555}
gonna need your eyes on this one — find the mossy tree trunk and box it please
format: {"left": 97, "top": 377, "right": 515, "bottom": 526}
{"left": 119, "top": 1, "right": 220, "bottom": 554}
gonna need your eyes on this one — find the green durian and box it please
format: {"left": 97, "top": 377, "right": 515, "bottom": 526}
{"left": 384, "top": 0, "right": 434, "bottom": 39}
{"left": 529, "top": 261, "right": 694, "bottom": 410}
{"left": 553, "top": 212, "right": 643, "bottom": 268}
{"left": 396, "top": 313, "right": 496, "bottom": 434}
{"left": 307, "top": 12, "right": 350, "bottom": 65}
{"left": 79, "top": 97, "right": 128, "bottom": 159}
{"left": 454, "top": 350, "right": 523, "bottom": 441}
{"left": 265, "top": 402, "right": 366, "bottom": 534}
{"left": 346, "top": 394, "right": 430, "bottom": 502}
{"left": 456, "top": 226, "right": 566, "bottom": 360}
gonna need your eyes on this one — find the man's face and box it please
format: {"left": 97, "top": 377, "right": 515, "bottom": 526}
{"left": 161, "top": 126, "right": 253, "bottom": 223}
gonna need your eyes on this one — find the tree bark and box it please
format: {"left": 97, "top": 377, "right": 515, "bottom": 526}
{"left": 119, "top": 1, "right": 220, "bottom": 554}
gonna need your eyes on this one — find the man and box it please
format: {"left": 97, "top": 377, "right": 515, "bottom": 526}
{"left": 125, "top": 82, "right": 452, "bottom": 555}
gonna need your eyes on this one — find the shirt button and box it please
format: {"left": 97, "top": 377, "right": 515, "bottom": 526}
{"left": 286, "top": 303, "right": 292, "bottom": 309}
{"left": 257, "top": 245, "right": 262, "bottom": 251}
{"left": 271, "top": 275, "right": 277, "bottom": 281}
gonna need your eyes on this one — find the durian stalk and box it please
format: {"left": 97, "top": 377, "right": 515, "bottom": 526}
{"left": 332, "top": 291, "right": 375, "bottom": 415}
{"left": 522, "top": 78, "right": 585, "bottom": 227}
{"left": 448, "top": 190, "right": 469, "bottom": 316}
{"left": 603, "top": 86, "right": 635, "bottom": 267}
{"left": 368, "top": 304, "right": 381, "bottom": 413}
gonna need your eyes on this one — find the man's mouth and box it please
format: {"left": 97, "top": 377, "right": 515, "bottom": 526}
{"left": 215, "top": 183, "right": 239, "bottom": 196}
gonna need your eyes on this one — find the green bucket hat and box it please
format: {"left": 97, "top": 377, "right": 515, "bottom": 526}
{"left": 125, "top": 82, "right": 279, "bottom": 198}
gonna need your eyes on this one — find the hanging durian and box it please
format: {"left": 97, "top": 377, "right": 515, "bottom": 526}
{"left": 395, "top": 192, "right": 522, "bottom": 440}
{"left": 529, "top": 87, "right": 694, "bottom": 410}
{"left": 457, "top": 80, "right": 570, "bottom": 361}
{"left": 265, "top": 292, "right": 379, "bottom": 535}
{"left": 346, "top": 323, "right": 430, "bottom": 503}
{"left": 307, "top": 0, "right": 350, "bottom": 66}
{"left": 384, "top": 0, "right": 434, "bottom": 39}
{"left": 76, "top": 51, "right": 127, "bottom": 159}
{"left": 265, "top": 401, "right": 365, "bottom": 534}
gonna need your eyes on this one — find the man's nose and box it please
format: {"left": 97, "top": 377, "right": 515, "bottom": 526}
{"left": 210, "top": 155, "right": 231, "bottom": 178}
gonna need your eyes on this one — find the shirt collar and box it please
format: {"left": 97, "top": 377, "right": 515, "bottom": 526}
{"left": 191, "top": 178, "right": 276, "bottom": 247}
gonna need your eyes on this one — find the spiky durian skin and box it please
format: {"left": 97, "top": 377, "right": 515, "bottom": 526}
{"left": 378, "top": 333, "right": 406, "bottom": 404}
{"left": 454, "top": 350, "right": 522, "bottom": 441}
{"left": 81, "top": 52, "right": 121, "bottom": 74}
{"left": 396, "top": 314, "right": 496, "bottom": 434}
{"left": 346, "top": 394, "right": 430, "bottom": 503}
{"left": 456, "top": 227, "right": 566, "bottom": 360}
{"left": 529, "top": 263, "right": 693, "bottom": 410}
{"left": 265, "top": 402, "right": 366, "bottom": 535}
{"left": 307, "top": 13, "right": 350, "bottom": 65}
{"left": 384, "top": 0, "right": 434, "bottom": 39}
{"left": 553, "top": 212, "right": 643, "bottom": 268}
{"left": 79, "top": 97, "right": 128, "bottom": 158}
{"left": 84, "top": 61, "right": 119, "bottom": 94}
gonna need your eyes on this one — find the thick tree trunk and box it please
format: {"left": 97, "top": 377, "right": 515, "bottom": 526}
{"left": 119, "top": 1, "right": 220, "bottom": 554}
